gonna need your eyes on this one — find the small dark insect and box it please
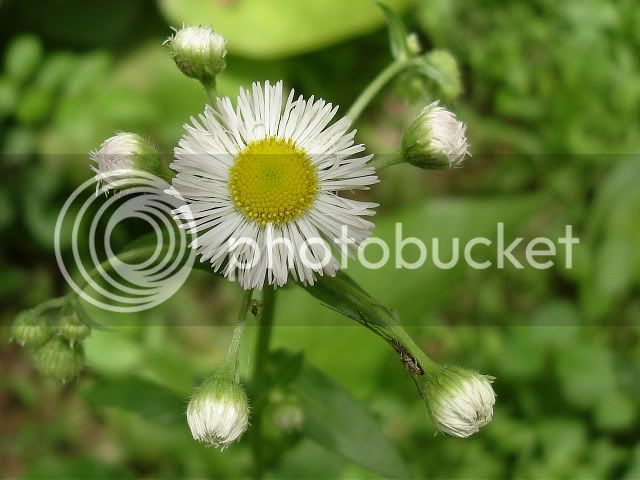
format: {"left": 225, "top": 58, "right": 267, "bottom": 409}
{"left": 391, "top": 339, "right": 424, "bottom": 376}
{"left": 250, "top": 301, "right": 262, "bottom": 317}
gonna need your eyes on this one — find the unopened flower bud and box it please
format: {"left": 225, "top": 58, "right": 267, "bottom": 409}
{"left": 57, "top": 311, "right": 91, "bottom": 343}
{"left": 424, "top": 365, "right": 495, "bottom": 438}
{"left": 406, "top": 33, "right": 422, "bottom": 55}
{"left": 166, "top": 26, "right": 227, "bottom": 84}
{"left": 11, "top": 311, "right": 52, "bottom": 348}
{"left": 187, "top": 373, "right": 250, "bottom": 449}
{"left": 271, "top": 401, "right": 304, "bottom": 434}
{"left": 421, "top": 49, "right": 461, "bottom": 100}
{"left": 90, "top": 132, "right": 170, "bottom": 190}
{"left": 33, "top": 337, "right": 84, "bottom": 382}
{"left": 401, "top": 102, "right": 469, "bottom": 169}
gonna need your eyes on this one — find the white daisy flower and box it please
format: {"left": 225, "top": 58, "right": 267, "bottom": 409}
{"left": 168, "top": 81, "right": 378, "bottom": 289}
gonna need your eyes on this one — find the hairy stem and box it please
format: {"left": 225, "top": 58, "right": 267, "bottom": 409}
{"left": 301, "top": 272, "right": 438, "bottom": 376}
{"left": 370, "top": 152, "right": 404, "bottom": 170}
{"left": 251, "top": 287, "right": 276, "bottom": 479}
{"left": 201, "top": 79, "right": 219, "bottom": 104}
{"left": 221, "top": 289, "right": 254, "bottom": 376}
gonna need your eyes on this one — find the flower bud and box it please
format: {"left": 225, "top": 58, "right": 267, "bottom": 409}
{"left": 57, "top": 311, "right": 91, "bottom": 343}
{"left": 90, "top": 132, "right": 170, "bottom": 190}
{"left": 406, "top": 33, "right": 422, "bottom": 55}
{"left": 10, "top": 311, "right": 52, "bottom": 348}
{"left": 186, "top": 373, "right": 250, "bottom": 449}
{"left": 33, "top": 337, "right": 84, "bottom": 382}
{"left": 401, "top": 102, "right": 469, "bottom": 169}
{"left": 421, "top": 49, "right": 461, "bottom": 100}
{"left": 166, "top": 26, "right": 227, "bottom": 84}
{"left": 424, "top": 365, "right": 495, "bottom": 438}
{"left": 271, "top": 401, "right": 304, "bottom": 434}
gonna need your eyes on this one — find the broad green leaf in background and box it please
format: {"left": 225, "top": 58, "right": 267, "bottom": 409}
{"left": 158, "top": 0, "right": 413, "bottom": 59}
{"left": 83, "top": 376, "right": 186, "bottom": 428}
{"left": 272, "top": 193, "right": 550, "bottom": 392}
{"left": 282, "top": 352, "right": 409, "bottom": 478}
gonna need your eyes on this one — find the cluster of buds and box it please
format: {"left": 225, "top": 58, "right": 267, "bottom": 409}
{"left": 10, "top": 301, "right": 91, "bottom": 383}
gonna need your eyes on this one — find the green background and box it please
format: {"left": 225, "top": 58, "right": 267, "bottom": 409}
{"left": 1, "top": 0, "right": 639, "bottom": 478}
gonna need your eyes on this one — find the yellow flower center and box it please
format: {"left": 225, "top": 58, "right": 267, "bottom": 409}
{"left": 229, "top": 137, "right": 318, "bottom": 225}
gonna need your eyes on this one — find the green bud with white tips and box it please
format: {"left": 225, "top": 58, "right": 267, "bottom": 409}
{"left": 33, "top": 337, "right": 84, "bottom": 383}
{"left": 401, "top": 101, "right": 470, "bottom": 169}
{"left": 57, "top": 311, "right": 91, "bottom": 343}
{"left": 424, "top": 365, "right": 496, "bottom": 438}
{"left": 90, "top": 132, "right": 171, "bottom": 190}
{"left": 186, "top": 371, "right": 250, "bottom": 449}
{"left": 11, "top": 310, "right": 52, "bottom": 348}
{"left": 166, "top": 26, "right": 227, "bottom": 85}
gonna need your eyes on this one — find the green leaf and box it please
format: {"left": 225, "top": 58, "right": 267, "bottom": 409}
{"left": 377, "top": 2, "right": 412, "bottom": 60}
{"left": 158, "top": 0, "right": 413, "bottom": 59}
{"left": 287, "top": 355, "right": 409, "bottom": 478}
{"left": 83, "top": 376, "right": 186, "bottom": 427}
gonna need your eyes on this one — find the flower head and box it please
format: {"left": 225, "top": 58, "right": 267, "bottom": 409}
{"left": 187, "top": 373, "right": 250, "bottom": 449}
{"left": 169, "top": 80, "right": 378, "bottom": 289}
{"left": 424, "top": 365, "right": 495, "bottom": 438}
{"left": 166, "top": 26, "right": 227, "bottom": 83}
{"left": 90, "top": 132, "right": 166, "bottom": 190}
{"left": 401, "top": 101, "right": 469, "bottom": 169}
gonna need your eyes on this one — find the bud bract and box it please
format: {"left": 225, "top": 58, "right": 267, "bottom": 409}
{"left": 424, "top": 365, "right": 496, "bottom": 438}
{"left": 166, "top": 26, "right": 227, "bottom": 84}
{"left": 186, "top": 372, "right": 250, "bottom": 449}
{"left": 11, "top": 311, "right": 52, "bottom": 348}
{"left": 33, "top": 337, "right": 84, "bottom": 382}
{"left": 401, "top": 101, "right": 469, "bottom": 169}
{"left": 90, "top": 132, "right": 169, "bottom": 190}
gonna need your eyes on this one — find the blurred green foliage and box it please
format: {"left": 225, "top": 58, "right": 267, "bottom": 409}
{"left": 1, "top": 0, "right": 639, "bottom": 479}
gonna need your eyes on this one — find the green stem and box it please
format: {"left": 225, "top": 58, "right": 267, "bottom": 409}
{"left": 221, "top": 289, "right": 254, "bottom": 375}
{"left": 370, "top": 151, "right": 403, "bottom": 170}
{"left": 346, "top": 58, "right": 420, "bottom": 123}
{"left": 301, "top": 272, "right": 438, "bottom": 376}
{"left": 201, "top": 79, "right": 219, "bottom": 103}
{"left": 73, "top": 245, "right": 162, "bottom": 294}
{"left": 251, "top": 287, "right": 276, "bottom": 480}
{"left": 31, "top": 296, "right": 69, "bottom": 317}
